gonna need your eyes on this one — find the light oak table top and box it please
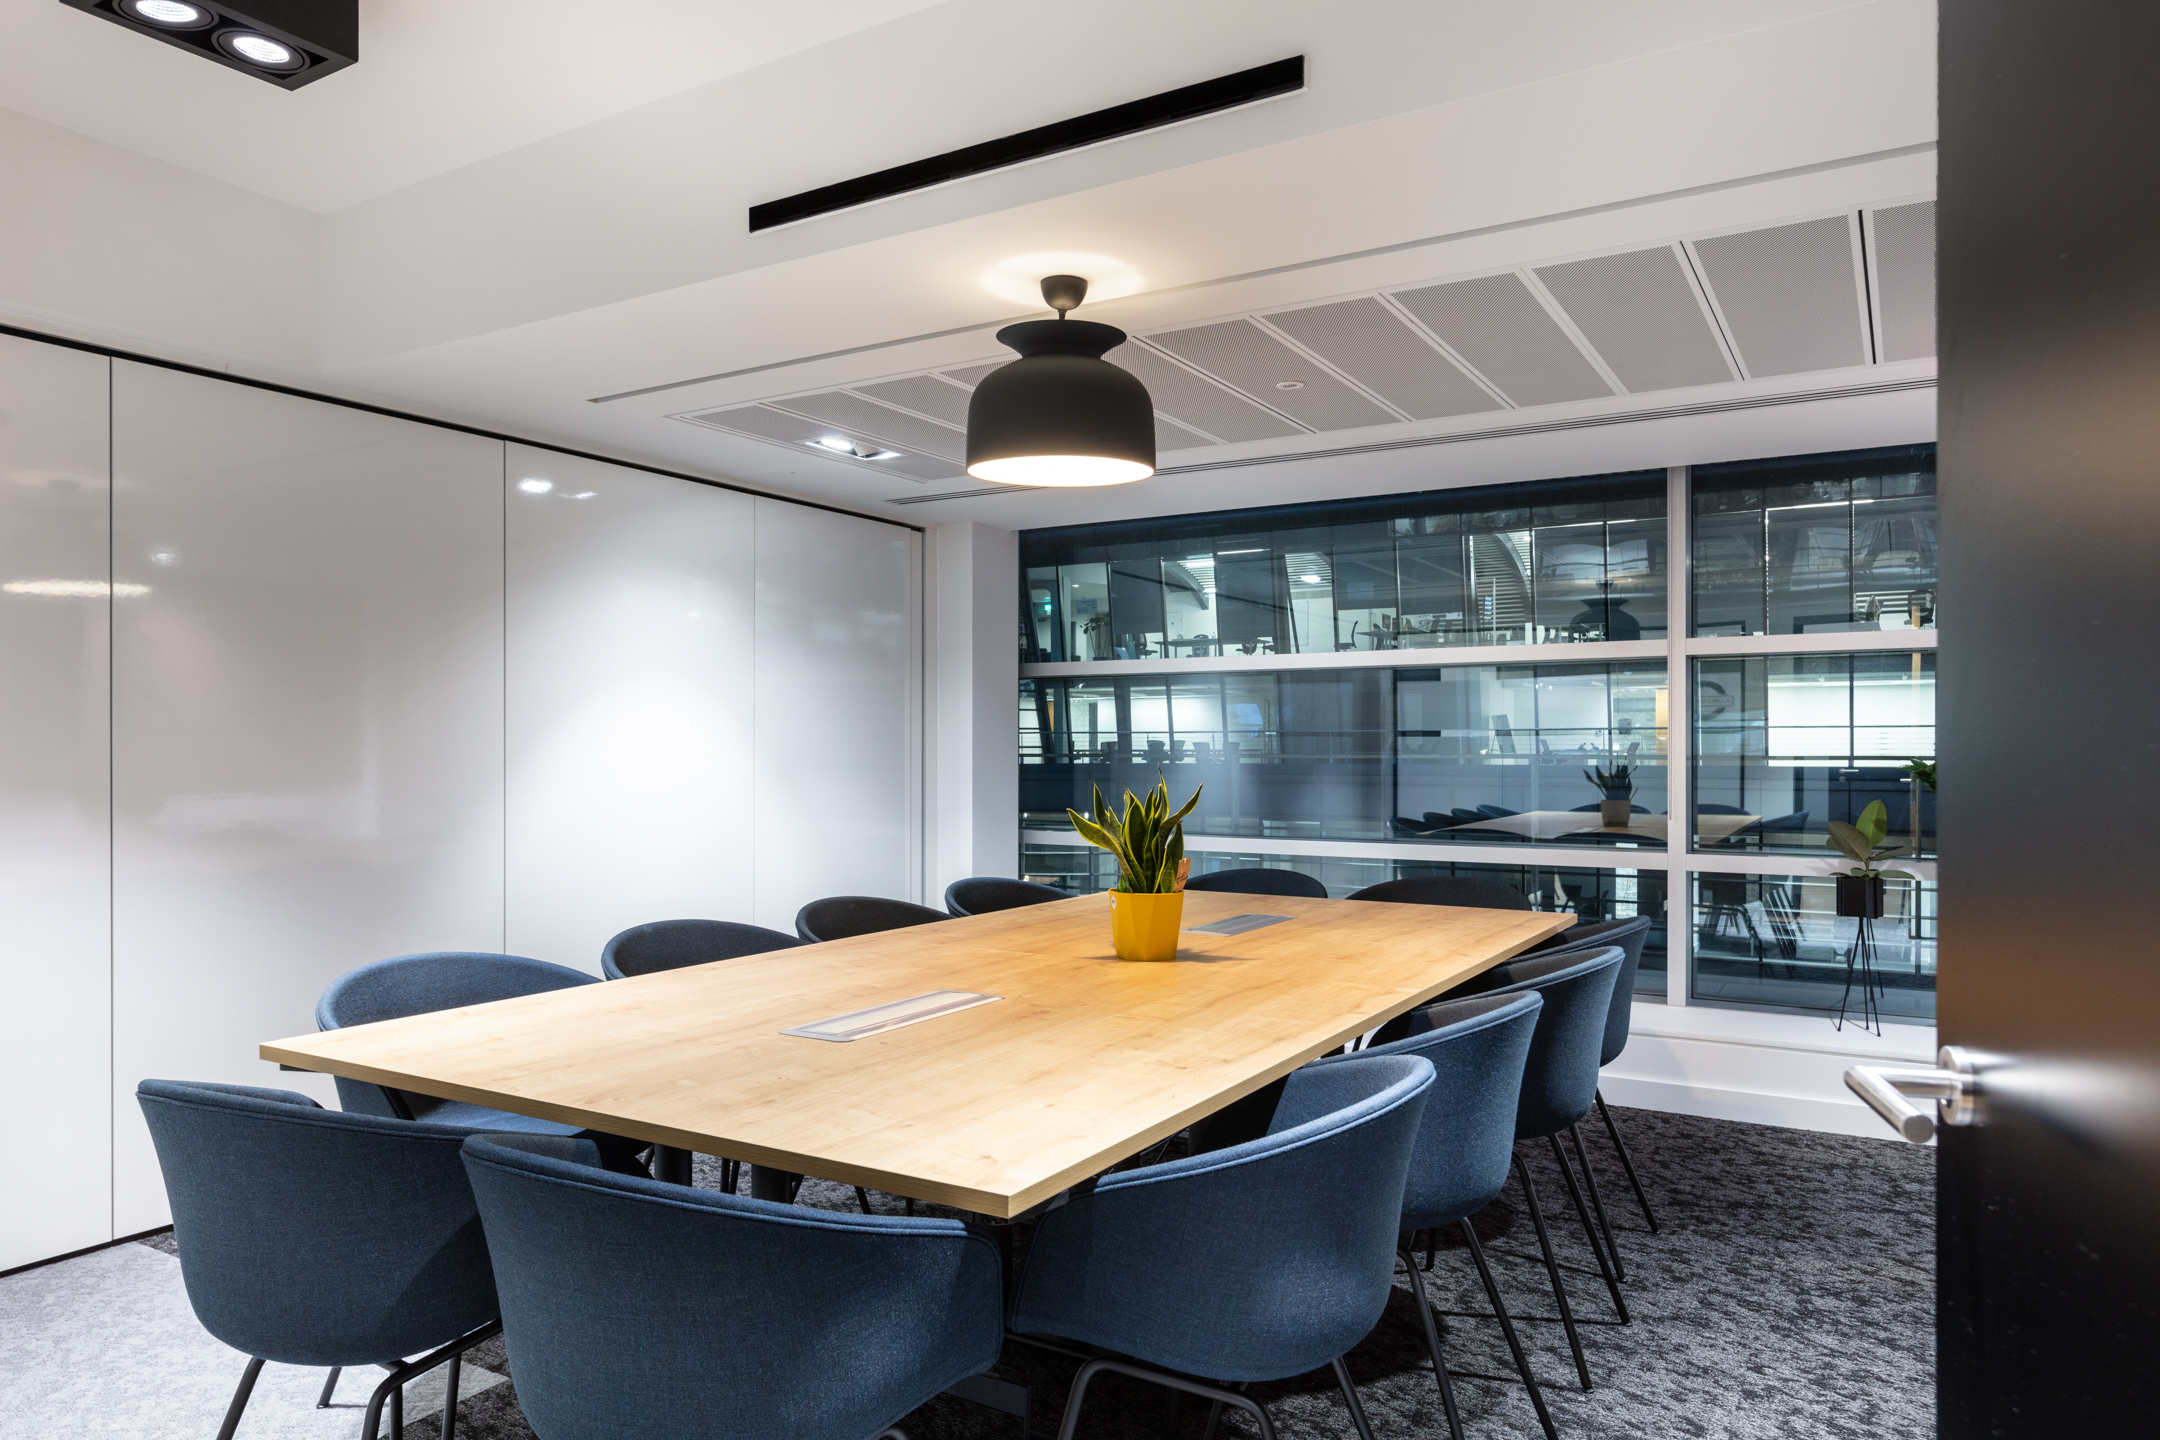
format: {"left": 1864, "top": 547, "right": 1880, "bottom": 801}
{"left": 263, "top": 891, "right": 1571, "bottom": 1218}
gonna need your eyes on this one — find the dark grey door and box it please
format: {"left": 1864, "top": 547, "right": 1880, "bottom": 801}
{"left": 1937, "top": 5, "right": 2160, "bottom": 1432}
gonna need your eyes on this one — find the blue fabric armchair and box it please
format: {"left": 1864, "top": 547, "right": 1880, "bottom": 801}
{"left": 600, "top": 918, "right": 803, "bottom": 979}
{"left": 317, "top": 952, "right": 651, "bottom": 1173}
{"left": 460, "top": 1132, "right": 1003, "bottom": 1440}
{"left": 136, "top": 1080, "right": 501, "bottom": 1440}
{"left": 1009, "top": 1053, "right": 1435, "bottom": 1439}
{"left": 1309, "top": 993, "right": 1556, "bottom": 1440}
{"left": 943, "top": 876, "right": 1071, "bottom": 916}
{"left": 1183, "top": 867, "right": 1329, "bottom": 898}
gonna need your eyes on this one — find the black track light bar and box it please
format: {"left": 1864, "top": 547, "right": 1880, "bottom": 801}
{"left": 749, "top": 56, "right": 1305, "bottom": 233}
{"left": 59, "top": 0, "right": 357, "bottom": 90}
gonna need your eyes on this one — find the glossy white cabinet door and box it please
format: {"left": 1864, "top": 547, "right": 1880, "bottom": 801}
{"left": 0, "top": 336, "right": 112, "bottom": 1267}
{"left": 751, "top": 499, "right": 921, "bottom": 930}
{"left": 505, "top": 448, "right": 756, "bottom": 972}
{"left": 110, "top": 363, "right": 506, "bottom": 1233}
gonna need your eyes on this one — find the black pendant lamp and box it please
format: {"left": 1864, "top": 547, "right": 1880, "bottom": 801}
{"left": 966, "top": 275, "right": 1156, "bottom": 487}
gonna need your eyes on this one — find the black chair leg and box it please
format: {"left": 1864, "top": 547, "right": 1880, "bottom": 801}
{"left": 316, "top": 1366, "right": 341, "bottom": 1408}
{"left": 442, "top": 1353, "right": 462, "bottom": 1440}
{"left": 1595, "top": 1090, "right": 1659, "bottom": 1233}
{"left": 1568, "top": 1123, "right": 1625, "bottom": 1282}
{"left": 1424, "top": 1227, "right": 1437, "bottom": 1272}
{"left": 1399, "top": 1248, "right": 1465, "bottom": 1440}
{"left": 1329, "top": 1356, "right": 1378, "bottom": 1440}
{"left": 1460, "top": 1220, "right": 1559, "bottom": 1440}
{"left": 856, "top": 1186, "right": 876, "bottom": 1214}
{"left": 1547, "top": 1134, "right": 1629, "bottom": 1324}
{"left": 215, "top": 1357, "right": 265, "bottom": 1440}
{"left": 1514, "top": 1151, "right": 1593, "bottom": 1391}
{"left": 1056, "top": 1356, "right": 1276, "bottom": 1440}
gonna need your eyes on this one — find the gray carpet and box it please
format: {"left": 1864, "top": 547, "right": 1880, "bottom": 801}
{"left": 8, "top": 1107, "right": 1934, "bottom": 1439}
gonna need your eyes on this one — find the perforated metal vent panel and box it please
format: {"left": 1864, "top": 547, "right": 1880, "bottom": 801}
{"left": 675, "top": 405, "right": 954, "bottom": 481}
{"left": 853, "top": 374, "right": 972, "bottom": 427}
{"left": 938, "top": 361, "right": 1006, "bottom": 388}
{"left": 1144, "top": 319, "right": 1397, "bottom": 432}
{"left": 1534, "top": 246, "right": 1734, "bottom": 392}
{"left": 766, "top": 391, "right": 965, "bottom": 461}
{"left": 1389, "top": 273, "right": 1612, "bottom": 407}
{"left": 1104, "top": 342, "right": 1304, "bottom": 443}
{"left": 1870, "top": 201, "right": 1936, "bottom": 362}
{"left": 1157, "top": 416, "right": 1212, "bottom": 452}
{"left": 1262, "top": 297, "right": 1500, "bottom": 420}
{"left": 1691, "top": 216, "right": 1867, "bottom": 377}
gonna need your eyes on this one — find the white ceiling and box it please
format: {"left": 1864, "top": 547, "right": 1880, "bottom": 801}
{"left": 0, "top": 0, "right": 1939, "bottom": 529}
{"left": 0, "top": 0, "right": 945, "bottom": 210}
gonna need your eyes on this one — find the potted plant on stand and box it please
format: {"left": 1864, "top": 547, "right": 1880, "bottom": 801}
{"left": 1585, "top": 745, "right": 1640, "bottom": 828}
{"left": 1824, "top": 799, "right": 1915, "bottom": 1034}
{"left": 1068, "top": 777, "right": 1202, "bottom": 961}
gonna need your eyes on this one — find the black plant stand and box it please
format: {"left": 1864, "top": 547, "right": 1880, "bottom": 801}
{"left": 1835, "top": 915, "right": 1885, "bottom": 1036}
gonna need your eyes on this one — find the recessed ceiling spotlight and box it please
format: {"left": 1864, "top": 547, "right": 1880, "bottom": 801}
{"left": 61, "top": 0, "right": 355, "bottom": 89}
{"left": 215, "top": 29, "right": 303, "bottom": 71}
{"left": 517, "top": 478, "right": 554, "bottom": 494}
{"left": 121, "top": 0, "right": 215, "bottom": 29}
{"left": 1275, "top": 381, "right": 1304, "bottom": 391}
{"left": 572, "top": 491, "right": 596, "bottom": 500}
{"left": 149, "top": 547, "right": 180, "bottom": 566}
{"left": 810, "top": 436, "right": 901, "bottom": 460}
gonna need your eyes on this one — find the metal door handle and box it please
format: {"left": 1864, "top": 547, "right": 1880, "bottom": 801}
{"left": 1844, "top": 1046, "right": 1993, "bottom": 1142}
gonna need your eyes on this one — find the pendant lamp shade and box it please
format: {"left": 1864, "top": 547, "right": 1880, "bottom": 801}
{"left": 966, "top": 279, "right": 1156, "bottom": 487}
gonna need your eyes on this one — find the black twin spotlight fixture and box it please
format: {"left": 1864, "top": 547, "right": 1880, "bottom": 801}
{"left": 61, "top": 0, "right": 356, "bottom": 89}
{"left": 966, "top": 275, "right": 1158, "bottom": 488}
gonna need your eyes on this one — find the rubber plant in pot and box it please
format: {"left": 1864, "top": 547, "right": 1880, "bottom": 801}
{"left": 1585, "top": 746, "right": 1639, "bottom": 828}
{"left": 1825, "top": 800, "right": 1915, "bottom": 918}
{"left": 1068, "top": 777, "right": 1201, "bottom": 961}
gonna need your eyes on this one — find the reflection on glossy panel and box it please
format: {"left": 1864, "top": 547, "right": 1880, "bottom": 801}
{"left": 110, "top": 362, "right": 506, "bottom": 1232}
{"left": 1691, "top": 445, "right": 1936, "bottom": 637}
{"left": 1690, "top": 871, "right": 1935, "bottom": 1021}
{"left": 1019, "top": 471, "right": 1666, "bottom": 661}
{"left": 0, "top": 334, "right": 112, "bottom": 1267}
{"left": 1020, "top": 841, "right": 1667, "bottom": 995}
{"left": 505, "top": 448, "right": 755, "bottom": 973}
{"left": 751, "top": 499, "right": 919, "bottom": 929}
{"left": 1693, "top": 652, "right": 1935, "bottom": 857}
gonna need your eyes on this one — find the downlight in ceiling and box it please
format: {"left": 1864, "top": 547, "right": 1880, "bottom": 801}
{"left": 61, "top": 0, "right": 357, "bottom": 89}
{"left": 966, "top": 275, "right": 1156, "bottom": 488}
{"left": 811, "top": 436, "right": 902, "bottom": 460}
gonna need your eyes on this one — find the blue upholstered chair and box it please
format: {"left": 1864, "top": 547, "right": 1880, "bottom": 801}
{"left": 136, "top": 1080, "right": 501, "bottom": 1440}
{"left": 1009, "top": 1053, "right": 1435, "bottom": 1440}
{"left": 1347, "top": 875, "right": 1532, "bottom": 910}
{"left": 943, "top": 876, "right": 1071, "bottom": 917}
{"left": 795, "top": 895, "right": 949, "bottom": 943}
{"left": 1184, "top": 866, "right": 1329, "bottom": 899}
{"left": 1453, "top": 917, "right": 1661, "bottom": 1254}
{"left": 597, "top": 920, "right": 802, "bottom": 1193}
{"left": 1479, "top": 947, "right": 1629, "bottom": 1390}
{"left": 1306, "top": 994, "right": 1557, "bottom": 1440}
{"left": 460, "top": 1132, "right": 1003, "bottom": 1440}
{"left": 600, "top": 918, "right": 802, "bottom": 979}
{"left": 317, "top": 952, "right": 648, "bottom": 1173}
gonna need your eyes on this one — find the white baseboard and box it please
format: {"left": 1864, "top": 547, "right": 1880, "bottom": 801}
{"left": 1602, "top": 1002, "right": 1938, "bottom": 1143}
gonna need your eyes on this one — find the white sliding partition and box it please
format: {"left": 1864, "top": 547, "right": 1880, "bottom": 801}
{"left": 751, "top": 498, "right": 921, "bottom": 930}
{"left": 109, "top": 363, "right": 507, "bottom": 1232}
{"left": 505, "top": 447, "right": 756, "bottom": 972}
{"left": 0, "top": 335, "right": 112, "bottom": 1268}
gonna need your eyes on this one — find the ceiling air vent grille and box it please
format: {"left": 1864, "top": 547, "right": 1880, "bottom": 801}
{"left": 1870, "top": 201, "right": 1937, "bottom": 363}
{"left": 1690, "top": 216, "right": 1868, "bottom": 377}
{"left": 1390, "top": 273, "right": 1613, "bottom": 407}
{"left": 1262, "top": 297, "right": 1500, "bottom": 421}
{"left": 1533, "top": 245, "right": 1735, "bottom": 392}
{"left": 1142, "top": 319, "right": 1398, "bottom": 432}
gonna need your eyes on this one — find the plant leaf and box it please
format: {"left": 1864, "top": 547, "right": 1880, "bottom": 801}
{"left": 1855, "top": 799, "right": 1889, "bottom": 846}
{"left": 1877, "top": 869, "right": 1916, "bottom": 880}
{"left": 1824, "top": 820, "right": 1872, "bottom": 863}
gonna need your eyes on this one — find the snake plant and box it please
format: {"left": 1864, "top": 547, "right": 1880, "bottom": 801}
{"left": 1068, "top": 777, "right": 1202, "bottom": 894}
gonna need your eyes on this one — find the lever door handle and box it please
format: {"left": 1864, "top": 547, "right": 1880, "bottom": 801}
{"left": 1844, "top": 1046, "right": 1993, "bottom": 1142}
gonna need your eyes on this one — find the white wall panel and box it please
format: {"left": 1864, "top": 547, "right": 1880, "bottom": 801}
{"left": 751, "top": 500, "right": 920, "bottom": 930}
{"left": 110, "top": 364, "right": 505, "bottom": 1233}
{"left": 0, "top": 335, "right": 112, "bottom": 1267}
{"left": 505, "top": 448, "right": 756, "bottom": 972}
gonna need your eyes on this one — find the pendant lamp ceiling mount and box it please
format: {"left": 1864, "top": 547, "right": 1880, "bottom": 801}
{"left": 964, "top": 273, "right": 1157, "bottom": 489}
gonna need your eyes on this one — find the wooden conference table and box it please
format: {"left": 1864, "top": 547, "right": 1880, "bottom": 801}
{"left": 263, "top": 892, "right": 1571, "bottom": 1219}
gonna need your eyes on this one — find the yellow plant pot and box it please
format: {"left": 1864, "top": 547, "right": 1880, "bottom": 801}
{"left": 1108, "top": 889, "right": 1184, "bottom": 961}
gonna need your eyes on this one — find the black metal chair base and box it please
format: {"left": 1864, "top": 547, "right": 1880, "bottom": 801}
{"left": 1398, "top": 1222, "right": 1559, "bottom": 1440}
{"left": 222, "top": 1319, "right": 502, "bottom": 1440}
{"left": 1594, "top": 1090, "right": 1660, "bottom": 1233}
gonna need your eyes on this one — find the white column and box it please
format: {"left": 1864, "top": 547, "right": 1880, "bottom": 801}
{"left": 1664, "top": 464, "right": 1692, "bottom": 1005}
{"left": 925, "top": 521, "right": 1020, "bottom": 903}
